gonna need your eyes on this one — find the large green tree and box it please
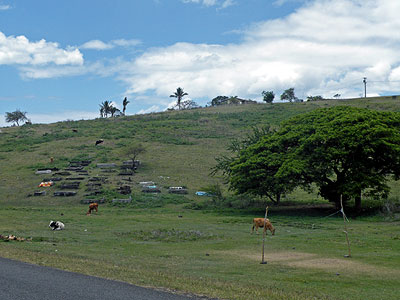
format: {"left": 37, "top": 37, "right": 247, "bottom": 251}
{"left": 262, "top": 91, "right": 275, "bottom": 104}
{"left": 280, "top": 88, "right": 297, "bottom": 102}
{"left": 213, "top": 126, "right": 292, "bottom": 204}
{"left": 228, "top": 107, "right": 400, "bottom": 210}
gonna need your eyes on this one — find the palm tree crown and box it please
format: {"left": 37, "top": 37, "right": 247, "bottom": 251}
{"left": 170, "top": 87, "right": 188, "bottom": 110}
{"left": 122, "top": 97, "right": 130, "bottom": 114}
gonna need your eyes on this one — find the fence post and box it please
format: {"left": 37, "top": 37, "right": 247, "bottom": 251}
{"left": 261, "top": 206, "right": 269, "bottom": 264}
{"left": 340, "top": 196, "right": 351, "bottom": 258}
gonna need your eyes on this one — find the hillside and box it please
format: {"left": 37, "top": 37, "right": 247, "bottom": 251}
{"left": 1, "top": 96, "right": 400, "bottom": 206}
{"left": 1, "top": 97, "right": 400, "bottom": 300}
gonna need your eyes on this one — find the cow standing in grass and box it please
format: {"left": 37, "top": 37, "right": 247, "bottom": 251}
{"left": 252, "top": 218, "right": 275, "bottom": 235}
{"left": 86, "top": 203, "right": 98, "bottom": 215}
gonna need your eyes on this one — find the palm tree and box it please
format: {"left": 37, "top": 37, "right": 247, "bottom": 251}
{"left": 122, "top": 97, "right": 130, "bottom": 115}
{"left": 170, "top": 87, "right": 188, "bottom": 110}
{"left": 110, "top": 106, "right": 121, "bottom": 117}
{"left": 100, "top": 100, "right": 113, "bottom": 117}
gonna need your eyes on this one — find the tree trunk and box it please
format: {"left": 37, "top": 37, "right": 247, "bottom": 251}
{"left": 355, "top": 191, "right": 362, "bottom": 213}
{"left": 276, "top": 193, "right": 281, "bottom": 205}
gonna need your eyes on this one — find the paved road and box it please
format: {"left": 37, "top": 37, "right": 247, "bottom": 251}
{"left": 0, "top": 257, "right": 208, "bottom": 300}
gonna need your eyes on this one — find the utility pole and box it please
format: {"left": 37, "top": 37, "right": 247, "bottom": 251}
{"left": 363, "top": 77, "right": 367, "bottom": 98}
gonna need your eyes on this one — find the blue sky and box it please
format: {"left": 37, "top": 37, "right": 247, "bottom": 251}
{"left": 1, "top": 0, "right": 400, "bottom": 126}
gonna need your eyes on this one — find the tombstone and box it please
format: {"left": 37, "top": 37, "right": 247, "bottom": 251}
{"left": 139, "top": 181, "right": 155, "bottom": 186}
{"left": 37, "top": 167, "right": 59, "bottom": 171}
{"left": 118, "top": 185, "right": 131, "bottom": 195}
{"left": 80, "top": 160, "right": 92, "bottom": 166}
{"left": 61, "top": 182, "right": 80, "bottom": 189}
{"left": 80, "top": 199, "right": 105, "bottom": 204}
{"left": 84, "top": 191, "right": 103, "bottom": 196}
{"left": 65, "top": 177, "right": 85, "bottom": 181}
{"left": 69, "top": 160, "right": 91, "bottom": 167}
{"left": 101, "top": 169, "right": 116, "bottom": 173}
{"left": 86, "top": 182, "right": 102, "bottom": 187}
{"left": 142, "top": 186, "right": 161, "bottom": 193}
{"left": 34, "top": 191, "right": 46, "bottom": 196}
{"left": 54, "top": 191, "right": 77, "bottom": 197}
{"left": 35, "top": 170, "right": 52, "bottom": 175}
{"left": 43, "top": 177, "right": 62, "bottom": 182}
{"left": 112, "top": 198, "right": 132, "bottom": 204}
{"left": 85, "top": 186, "right": 101, "bottom": 192}
{"left": 64, "top": 166, "right": 84, "bottom": 171}
{"left": 97, "top": 163, "right": 116, "bottom": 168}
{"left": 54, "top": 171, "right": 71, "bottom": 176}
{"left": 168, "top": 187, "right": 188, "bottom": 194}
{"left": 195, "top": 191, "right": 212, "bottom": 196}
{"left": 89, "top": 177, "right": 107, "bottom": 182}
{"left": 119, "top": 168, "right": 134, "bottom": 176}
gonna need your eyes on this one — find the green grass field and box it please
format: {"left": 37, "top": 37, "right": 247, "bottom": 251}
{"left": 1, "top": 97, "right": 400, "bottom": 299}
{"left": 0, "top": 206, "right": 399, "bottom": 300}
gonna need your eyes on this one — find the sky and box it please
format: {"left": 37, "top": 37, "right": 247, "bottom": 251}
{"left": 1, "top": 0, "right": 400, "bottom": 126}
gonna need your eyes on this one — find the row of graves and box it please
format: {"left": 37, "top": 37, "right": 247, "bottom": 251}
{"left": 32, "top": 160, "right": 195, "bottom": 205}
{"left": 32, "top": 160, "right": 139, "bottom": 204}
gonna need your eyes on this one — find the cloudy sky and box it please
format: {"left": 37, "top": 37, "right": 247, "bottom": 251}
{"left": 1, "top": 0, "right": 400, "bottom": 126}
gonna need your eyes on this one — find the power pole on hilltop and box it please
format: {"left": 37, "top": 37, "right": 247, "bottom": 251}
{"left": 363, "top": 77, "right": 367, "bottom": 98}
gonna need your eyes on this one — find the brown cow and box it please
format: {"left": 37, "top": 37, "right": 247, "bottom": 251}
{"left": 86, "top": 203, "right": 98, "bottom": 215}
{"left": 252, "top": 218, "right": 275, "bottom": 235}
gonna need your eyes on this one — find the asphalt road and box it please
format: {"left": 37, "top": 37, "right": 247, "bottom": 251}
{"left": 0, "top": 257, "right": 208, "bottom": 300}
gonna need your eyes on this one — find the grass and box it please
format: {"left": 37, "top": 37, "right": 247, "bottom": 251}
{"left": 0, "top": 205, "right": 399, "bottom": 300}
{"left": 1, "top": 97, "right": 400, "bottom": 299}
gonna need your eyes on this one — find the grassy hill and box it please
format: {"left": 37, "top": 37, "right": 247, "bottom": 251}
{"left": 1, "top": 96, "right": 400, "bottom": 300}
{"left": 1, "top": 96, "right": 400, "bottom": 206}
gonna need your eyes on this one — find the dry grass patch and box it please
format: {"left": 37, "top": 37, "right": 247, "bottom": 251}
{"left": 217, "top": 250, "right": 400, "bottom": 277}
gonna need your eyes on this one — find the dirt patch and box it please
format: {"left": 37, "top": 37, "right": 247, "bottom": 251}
{"left": 218, "top": 250, "right": 400, "bottom": 276}
{"left": 225, "top": 250, "right": 315, "bottom": 262}
{"left": 287, "top": 258, "right": 399, "bottom": 276}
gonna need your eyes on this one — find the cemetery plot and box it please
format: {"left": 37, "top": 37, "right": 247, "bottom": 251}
{"left": 60, "top": 182, "right": 80, "bottom": 189}
{"left": 80, "top": 199, "right": 105, "bottom": 204}
{"left": 168, "top": 187, "right": 188, "bottom": 194}
{"left": 53, "top": 191, "right": 77, "bottom": 197}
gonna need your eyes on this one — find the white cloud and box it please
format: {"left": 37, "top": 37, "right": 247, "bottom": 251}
{"left": 220, "top": 0, "right": 235, "bottom": 9}
{"left": 273, "top": 0, "right": 304, "bottom": 6}
{"left": 80, "top": 40, "right": 113, "bottom": 50}
{"left": 0, "top": 4, "right": 11, "bottom": 10}
{"left": 136, "top": 105, "right": 161, "bottom": 115}
{"left": 0, "top": 32, "right": 83, "bottom": 66}
{"left": 182, "top": 0, "right": 235, "bottom": 9}
{"left": 80, "top": 39, "right": 141, "bottom": 50}
{"left": 120, "top": 0, "right": 400, "bottom": 100}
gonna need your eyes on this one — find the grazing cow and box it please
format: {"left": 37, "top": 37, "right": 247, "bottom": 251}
{"left": 95, "top": 139, "right": 104, "bottom": 146}
{"left": 252, "top": 218, "right": 275, "bottom": 235}
{"left": 86, "top": 203, "right": 98, "bottom": 215}
{"left": 49, "top": 220, "right": 65, "bottom": 231}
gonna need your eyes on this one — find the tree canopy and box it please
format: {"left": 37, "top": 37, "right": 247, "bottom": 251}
{"left": 5, "top": 109, "right": 29, "bottom": 126}
{"left": 226, "top": 106, "right": 400, "bottom": 210}
{"left": 262, "top": 91, "right": 275, "bottom": 103}
{"left": 280, "top": 88, "right": 297, "bottom": 102}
